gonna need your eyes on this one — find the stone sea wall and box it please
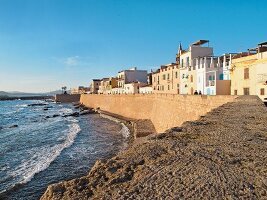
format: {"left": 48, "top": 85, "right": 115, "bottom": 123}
{"left": 55, "top": 94, "right": 80, "bottom": 103}
{"left": 80, "top": 94, "right": 237, "bottom": 133}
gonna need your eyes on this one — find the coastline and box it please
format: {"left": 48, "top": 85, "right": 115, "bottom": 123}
{"left": 41, "top": 96, "right": 267, "bottom": 199}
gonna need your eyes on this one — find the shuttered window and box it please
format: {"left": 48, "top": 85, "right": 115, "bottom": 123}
{"left": 244, "top": 68, "right": 249, "bottom": 79}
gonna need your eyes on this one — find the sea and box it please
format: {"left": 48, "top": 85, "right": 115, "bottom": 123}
{"left": 0, "top": 99, "right": 129, "bottom": 200}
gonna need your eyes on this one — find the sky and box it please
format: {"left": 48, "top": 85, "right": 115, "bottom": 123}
{"left": 0, "top": 0, "right": 266, "bottom": 93}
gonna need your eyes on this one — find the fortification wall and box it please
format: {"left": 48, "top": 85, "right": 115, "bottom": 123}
{"left": 80, "top": 94, "right": 237, "bottom": 133}
{"left": 55, "top": 94, "right": 81, "bottom": 103}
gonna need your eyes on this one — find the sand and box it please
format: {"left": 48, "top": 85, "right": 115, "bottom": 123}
{"left": 41, "top": 96, "right": 267, "bottom": 200}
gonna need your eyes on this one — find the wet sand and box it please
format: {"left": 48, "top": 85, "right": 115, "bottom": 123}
{"left": 41, "top": 96, "right": 267, "bottom": 199}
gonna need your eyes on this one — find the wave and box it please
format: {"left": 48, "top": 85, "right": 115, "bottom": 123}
{"left": 100, "top": 114, "right": 131, "bottom": 138}
{"left": 1, "top": 121, "right": 81, "bottom": 195}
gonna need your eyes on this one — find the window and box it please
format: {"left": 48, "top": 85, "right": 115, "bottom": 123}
{"left": 168, "top": 85, "right": 170, "bottom": 90}
{"left": 153, "top": 77, "right": 156, "bottom": 82}
{"left": 190, "top": 75, "right": 193, "bottom": 83}
{"left": 167, "top": 73, "right": 170, "bottom": 80}
{"left": 260, "top": 88, "right": 265, "bottom": 95}
{"left": 243, "top": 88, "right": 250, "bottom": 95}
{"left": 162, "top": 86, "right": 164, "bottom": 90}
{"left": 181, "top": 59, "right": 184, "bottom": 67}
{"left": 186, "top": 57, "right": 189, "bottom": 67}
{"left": 219, "top": 74, "right": 224, "bottom": 80}
{"left": 234, "top": 90, "right": 237, "bottom": 95}
{"left": 175, "top": 72, "right": 178, "bottom": 78}
{"left": 244, "top": 68, "right": 249, "bottom": 79}
{"left": 163, "top": 74, "right": 166, "bottom": 80}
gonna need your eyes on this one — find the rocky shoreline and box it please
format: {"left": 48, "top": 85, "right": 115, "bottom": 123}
{"left": 41, "top": 96, "right": 267, "bottom": 199}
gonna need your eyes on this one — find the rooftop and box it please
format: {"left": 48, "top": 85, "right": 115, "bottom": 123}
{"left": 191, "top": 40, "right": 209, "bottom": 46}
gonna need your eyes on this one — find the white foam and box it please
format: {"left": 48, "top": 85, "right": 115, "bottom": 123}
{"left": 119, "top": 123, "right": 130, "bottom": 138}
{"left": 100, "top": 114, "right": 131, "bottom": 138}
{"left": 8, "top": 122, "right": 81, "bottom": 185}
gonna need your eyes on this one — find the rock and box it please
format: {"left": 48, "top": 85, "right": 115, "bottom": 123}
{"left": 52, "top": 114, "right": 60, "bottom": 118}
{"left": 28, "top": 103, "right": 47, "bottom": 107}
{"left": 43, "top": 108, "right": 49, "bottom": 111}
{"left": 9, "top": 124, "right": 18, "bottom": 128}
{"left": 63, "top": 112, "right": 79, "bottom": 117}
{"left": 80, "top": 110, "right": 95, "bottom": 115}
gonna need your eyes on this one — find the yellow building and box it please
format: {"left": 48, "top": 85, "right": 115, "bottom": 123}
{"left": 152, "top": 63, "right": 180, "bottom": 94}
{"left": 230, "top": 42, "right": 267, "bottom": 101}
{"left": 98, "top": 77, "right": 118, "bottom": 94}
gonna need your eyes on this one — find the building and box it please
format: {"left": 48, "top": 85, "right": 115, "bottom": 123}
{"left": 71, "top": 86, "right": 90, "bottom": 94}
{"left": 124, "top": 82, "right": 147, "bottom": 94}
{"left": 116, "top": 67, "right": 148, "bottom": 94}
{"left": 152, "top": 63, "right": 180, "bottom": 94}
{"left": 178, "top": 40, "right": 213, "bottom": 94}
{"left": 98, "top": 77, "right": 118, "bottom": 94}
{"left": 176, "top": 40, "right": 233, "bottom": 95}
{"left": 139, "top": 85, "right": 153, "bottom": 94}
{"left": 118, "top": 67, "right": 147, "bottom": 87}
{"left": 89, "top": 79, "right": 101, "bottom": 94}
{"left": 192, "top": 54, "right": 234, "bottom": 95}
{"left": 230, "top": 41, "right": 267, "bottom": 101}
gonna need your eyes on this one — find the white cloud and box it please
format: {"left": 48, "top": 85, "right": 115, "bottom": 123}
{"left": 64, "top": 56, "right": 80, "bottom": 66}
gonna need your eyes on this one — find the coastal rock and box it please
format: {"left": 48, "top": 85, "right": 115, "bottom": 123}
{"left": 28, "top": 103, "right": 47, "bottom": 107}
{"left": 9, "top": 125, "right": 18, "bottom": 128}
{"left": 41, "top": 96, "right": 267, "bottom": 200}
{"left": 80, "top": 110, "right": 95, "bottom": 115}
{"left": 63, "top": 112, "right": 79, "bottom": 117}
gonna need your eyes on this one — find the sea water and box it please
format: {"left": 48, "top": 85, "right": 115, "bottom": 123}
{"left": 0, "top": 100, "right": 128, "bottom": 199}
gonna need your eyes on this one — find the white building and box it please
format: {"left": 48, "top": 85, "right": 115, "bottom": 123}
{"left": 193, "top": 54, "right": 234, "bottom": 95}
{"left": 117, "top": 67, "right": 147, "bottom": 88}
{"left": 139, "top": 85, "right": 153, "bottom": 94}
{"left": 178, "top": 40, "right": 213, "bottom": 94}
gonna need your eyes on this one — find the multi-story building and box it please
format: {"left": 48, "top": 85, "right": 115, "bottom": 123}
{"left": 152, "top": 63, "right": 180, "bottom": 94}
{"left": 98, "top": 77, "right": 118, "bottom": 94}
{"left": 178, "top": 40, "right": 213, "bottom": 94}
{"left": 89, "top": 79, "right": 101, "bottom": 94}
{"left": 193, "top": 54, "right": 233, "bottom": 95}
{"left": 230, "top": 41, "right": 267, "bottom": 101}
{"left": 116, "top": 67, "right": 147, "bottom": 94}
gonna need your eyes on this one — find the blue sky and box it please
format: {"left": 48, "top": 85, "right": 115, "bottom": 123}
{"left": 0, "top": 0, "right": 266, "bottom": 92}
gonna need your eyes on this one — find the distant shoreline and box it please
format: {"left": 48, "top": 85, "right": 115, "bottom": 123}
{"left": 0, "top": 96, "right": 54, "bottom": 101}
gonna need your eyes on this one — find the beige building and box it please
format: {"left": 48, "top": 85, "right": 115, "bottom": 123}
{"left": 98, "top": 77, "right": 118, "bottom": 94}
{"left": 89, "top": 79, "right": 101, "bottom": 94}
{"left": 230, "top": 42, "right": 267, "bottom": 101}
{"left": 71, "top": 86, "right": 90, "bottom": 94}
{"left": 152, "top": 63, "right": 180, "bottom": 94}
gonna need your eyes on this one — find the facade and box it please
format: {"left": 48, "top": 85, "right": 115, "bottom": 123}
{"left": 116, "top": 67, "right": 147, "bottom": 94}
{"left": 139, "top": 85, "right": 153, "bottom": 94}
{"left": 98, "top": 77, "right": 118, "bottom": 94}
{"left": 124, "top": 82, "right": 147, "bottom": 94}
{"left": 89, "top": 79, "right": 101, "bottom": 94}
{"left": 71, "top": 86, "right": 90, "bottom": 94}
{"left": 152, "top": 63, "right": 180, "bottom": 94}
{"left": 117, "top": 67, "right": 147, "bottom": 88}
{"left": 178, "top": 40, "right": 213, "bottom": 94}
{"left": 230, "top": 42, "right": 267, "bottom": 101}
{"left": 193, "top": 54, "right": 233, "bottom": 95}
